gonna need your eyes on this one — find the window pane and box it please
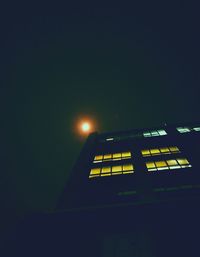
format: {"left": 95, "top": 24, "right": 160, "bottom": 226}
{"left": 160, "top": 148, "right": 170, "bottom": 153}
{"left": 123, "top": 164, "right": 134, "bottom": 171}
{"left": 122, "top": 152, "right": 131, "bottom": 158}
{"left": 94, "top": 155, "right": 103, "bottom": 161}
{"left": 155, "top": 161, "right": 167, "bottom": 168}
{"left": 112, "top": 165, "right": 122, "bottom": 172}
{"left": 158, "top": 130, "right": 167, "bottom": 135}
{"left": 150, "top": 149, "right": 160, "bottom": 155}
{"left": 167, "top": 160, "right": 178, "bottom": 166}
{"left": 106, "top": 138, "right": 114, "bottom": 141}
{"left": 177, "top": 159, "right": 189, "bottom": 165}
{"left": 146, "top": 162, "right": 155, "bottom": 169}
{"left": 142, "top": 149, "right": 150, "bottom": 156}
{"left": 177, "top": 127, "right": 190, "bottom": 133}
{"left": 193, "top": 127, "right": 200, "bottom": 131}
{"left": 151, "top": 131, "right": 159, "bottom": 136}
{"left": 169, "top": 146, "right": 179, "bottom": 152}
{"left": 90, "top": 168, "right": 101, "bottom": 175}
{"left": 102, "top": 166, "right": 111, "bottom": 173}
{"left": 103, "top": 154, "right": 112, "bottom": 160}
{"left": 143, "top": 132, "right": 151, "bottom": 137}
{"left": 113, "top": 153, "right": 121, "bottom": 159}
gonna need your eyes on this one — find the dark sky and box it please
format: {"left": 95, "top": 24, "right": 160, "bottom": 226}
{"left": 2, "top": 2, "right": 200, "bottom": 233}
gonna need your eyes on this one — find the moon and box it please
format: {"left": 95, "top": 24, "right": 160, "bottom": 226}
{"left": 81, "top": 122, "right": 91, "bottom": 132}
{"left": 75, "top": 116, "right": 97, "bottom": 136}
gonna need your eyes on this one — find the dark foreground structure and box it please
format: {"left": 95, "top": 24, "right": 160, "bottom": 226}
{"left": 3, "top": 122, "right": 200, "bottom": 256}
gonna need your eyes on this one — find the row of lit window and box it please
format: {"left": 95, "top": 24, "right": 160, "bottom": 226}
{"left": 104, "top": 127, "right": 200, "bottom": 141}
{"left": 93, "top": 146, "right": 180, "bottom": 163}
{"left": 146, "top": 158, "right": 191, "bottom": 171}
{"left": 141, "top": 146, "right": 180, "bottom": 157}
{"left": 143, "top": 129, "right": 167, "bottom": 137}
{"left": 89, "top": 164, "right": 134, "bottom": 178}
{"left": 89, "top": 158, "right": 191, "bottom": 178}
{"left": 177, "top": 127, "right": 200, "bottom": 133}
{"left": 93, "top": 152, "right": 131, "bottom": 163}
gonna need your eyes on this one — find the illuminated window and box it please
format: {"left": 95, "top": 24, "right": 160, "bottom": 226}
{"left": 89, "top": 168, "right": 101, "bottom": 178}
{"left": 102, "top": 166, "right": 111, "bottom": 173}
{"left": 93, "top": 152, "right": 132, "bottom": 163}
{"left": 122, "top": 164, "right": 134, "bottom": 173}
{"left": 146, "top": 158, "right": 191, "bottom": 172}
{"left": 122, "top": 152, "right": 131, "bottom": 158}
{"left": 177, "top": 127, "right": 191, "bottom": 133}
{"left": 141, "top": 146, "right": 180, "bottom": 157}
{"left": 106, "top": 137, "right": 114, "bottom": 141}
{"left": 193, "top": 127, "right": 200, "bottom": 132}
{"left": 113, "top": 153, "right": 121, "bottom": 160}
{"left": 143, "top": 129, "right": 167, "bottom": 137}
{"left": 177, "top": 126, "right": 200, "bottom": 133}
{"left": 94, "top": 155, "right": 103, "bottom": 163}
{"left": 103, "top": 154, "right": 112, "bottom": 160}
{"left": 89, "top": 164, "right": 134, "bottom": 178}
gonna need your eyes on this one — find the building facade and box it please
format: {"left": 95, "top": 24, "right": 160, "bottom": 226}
{"left": 5, "top": 122, "right": 200, "bottom": 257}
{"left": 58, "top": 122, "right": 200, "bottom": 211}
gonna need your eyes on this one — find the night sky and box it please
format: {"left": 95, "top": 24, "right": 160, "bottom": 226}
{"left": 2, "top": 2, "right": 200, "bottom": 235}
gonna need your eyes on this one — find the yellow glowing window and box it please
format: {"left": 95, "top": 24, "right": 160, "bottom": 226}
{"left": 146, "top": 162, "right": 156, "bottom": 169}
{"left": 167, "top": 160, "right": 178, "bottom": 166}
{"left": 112, "top": 165, "right": 122, "bottom": 172}
{"left": 123, "top": 164, "right": 134, "bottom": 171}
{"left": 145, "top": 158, "right": 191, "bottom": 173}
{"left": 150, "top": 149, "right": 160, "bottom": 155}
{"left": 94, "top": 155, "right": 103, "bottom": 161}
{"left": 90, "top": 168, "right": 101, "bottom": 175}
{"left": 113, "top": 153, "right": 121, "bottom": 159}
{"left": 93, "top": 151, "right": 132, "bottom": 163}
{"left": 122, "top": 152, "right": 131, "bottom": 158}
{"left": 103, "top": 154, "right": 112, "bottom": 160}
{"left": 177, "top": 159, "right": 189, "bottom": 165}
{"left": 155, "top": 161, "right": 167, "bottom": 168}
{"left": 141, "top": 150, "right": 150, "bottom": 156}
{"left": 160, "top": 148, "right": 170, "bottom": 153}
{"left": 102, "top": 166, "right": 111, "bottom": 173}
{"left": 169, "top": 146, "right": 179, "bottom": 152}
{"left": 142, "top": 146, "right": 180, "bottom": 157}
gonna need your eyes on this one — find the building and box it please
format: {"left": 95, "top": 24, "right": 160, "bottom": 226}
{"left": 5, "top": 122, "right": 200, "bottom": 257}
{"left": 54, "top": 122, "right": 200, "bottom": 256}
{"left": 58, "top": 122, "right": 200, "bottom": 211}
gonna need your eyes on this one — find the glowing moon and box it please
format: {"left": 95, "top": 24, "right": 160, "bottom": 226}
{"left": 81, "top": 122, "right": 91, "bottom": 132}
{"left": 75, "top": 116, "right": 97, "bottom": 136}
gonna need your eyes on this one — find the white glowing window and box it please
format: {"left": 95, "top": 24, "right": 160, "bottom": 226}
{"left": 158, "top": 130, "right": 167, "bottom": 135}
{"left": 193, "top": 127, "right": 200, "bottom": 132}
{"left": 106, "top": 138, "right": 114, "bottom": 141}
{"left": 143, "top": 129, "right": 167, "bottom": 137}
{"left": 177, "top": 127, "right": 191, "bottom": 133}
{"left": 143, "top": 132, "right": 151, "bottom": 137}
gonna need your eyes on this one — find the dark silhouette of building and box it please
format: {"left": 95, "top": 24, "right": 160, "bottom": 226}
{"left": 55, "top": 122, "right": 200, "bottom": 256}
{"left": 3, "top": 122, "right": 200, "bottom": 257}
{"left": 58, "top": 122, "right": 200, "bottom": 211}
